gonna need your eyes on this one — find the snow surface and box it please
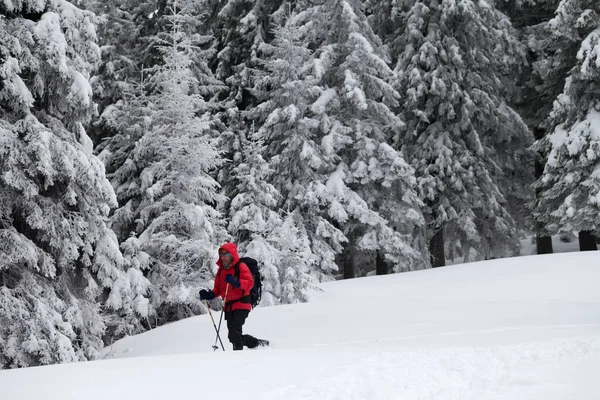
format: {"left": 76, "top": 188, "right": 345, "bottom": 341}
{"left": 1, "top": 251, "right": 599, "bottom": 399}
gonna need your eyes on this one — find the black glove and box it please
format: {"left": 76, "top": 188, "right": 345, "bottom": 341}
{"left": 199, "top": 289, "right": 215, "bottom": 301}
{"left": 225, "top": 274, "right": 240, "bottom": 288}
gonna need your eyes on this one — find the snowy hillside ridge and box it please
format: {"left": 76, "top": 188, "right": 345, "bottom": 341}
{"left": 2, "top": 336, "right": 600, "bottom": 400}
{"left": 2, "top": 251, "right": 599, "bottom": 400}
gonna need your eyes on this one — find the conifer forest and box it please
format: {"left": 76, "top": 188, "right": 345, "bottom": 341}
{"left": 1, "top": 0, "right": 599, "bottom": 368}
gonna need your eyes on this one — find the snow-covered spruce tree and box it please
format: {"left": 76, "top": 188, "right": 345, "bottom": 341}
{"left": 534, "top": 14, "right": 600, "bottom": 249}
{"left": 491, "top": 0, "right": 562, "bottom": 254}
{"left": 271, "top": 210, "right": 319, "bottom": 303}
{"left": 532, "top": 0, "right": 600, "bottom": 249}
{"left": 365, "top": 0, "right": 407, "bottom": 58}
{"left": 90, "top": 2, "right": 163, "bottom": 333}
{"left": 89, "top": 0, "right": 223, "bottom": 147}
{"left": 92, "top": 0, "right": 217, "bottom": 331}
{"left": 250, "top": 4, "right": 424, "bottom": 280}
{"left": 209, "top": 0, "right": 286, "bottom": 110}
{"left": 0, "top": 0, "right": 149, "bottom": 368}
{"left": 226, "top": 128, "right": 282, "bottom": 306}
{"left": 99, "top": 0, "right": 229, "bottom": 325}
{"left": 247, "top": 17, "right": 331, "bottom": 295}
{"left": 305, "top": 0, "right": 425, "bottom": 274}
{"left": 207, "top": 0, "right": 289, "bottom": 228}
{"left": 81, "top": 0, "right": 149, "bottom": 146}
{"left": 533, "top": 0, "right": 597, "bottom": 129}
{"left": 391, "top": 0, "right": 531, "bottom": 266}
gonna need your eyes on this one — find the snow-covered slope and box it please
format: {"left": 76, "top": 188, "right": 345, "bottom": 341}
{"left": 2, "top": 252, "right": 599, "bottom": 400}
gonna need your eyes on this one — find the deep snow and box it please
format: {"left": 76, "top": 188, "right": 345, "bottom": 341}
{"left": 1, "top": 251, "right": 599, "bottom": 400}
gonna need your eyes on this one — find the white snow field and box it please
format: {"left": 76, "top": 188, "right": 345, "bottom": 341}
{"left": 1, "top": 251, "right": 599, "bottom": 400}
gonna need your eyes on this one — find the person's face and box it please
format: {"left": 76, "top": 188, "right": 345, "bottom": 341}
{"left": 219, "top": 250, "right": 233, "bottom": 268}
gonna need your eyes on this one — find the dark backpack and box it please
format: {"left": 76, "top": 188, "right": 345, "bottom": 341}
{"left": 234, "top": 257, "right": 262, "bottom": 308}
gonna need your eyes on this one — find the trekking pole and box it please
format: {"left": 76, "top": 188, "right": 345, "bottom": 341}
{"left": 205, "top": 300, "right": 225, "bottom": 351}
{"left": 214, "top": 284, "right": 229, "bottom": 350}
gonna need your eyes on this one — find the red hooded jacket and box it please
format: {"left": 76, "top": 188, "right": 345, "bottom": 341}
{"left": 212, "top": 243, "right": 253, "bottom": 312}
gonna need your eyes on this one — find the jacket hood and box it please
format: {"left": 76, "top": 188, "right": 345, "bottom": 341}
{"left": 216, "top": 242, "right": 240, "bottom": 268}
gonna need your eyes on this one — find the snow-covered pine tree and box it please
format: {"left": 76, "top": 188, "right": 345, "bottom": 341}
{"left": 365, "top": 0, "right": 408, "bottom": 59}
{"left": 391, "top": 0, "right": 532, "bottom": 265}
{"left": 247, "top": 16, "right": 331, "bottom": 292}
{"left": 226, "top": 128, "right": 282, "bottom": 305}
{"left": 532, "top": 0, "right": 595, "bottom": 129}
{"left": 532, "top": 0, "right": 600, "bottom": 249}
{"left": 250, "top": 3, "right": 424, "bottom": 279}
{"left": 492, "top": 0, "right": 561, "bottom": 254}
{"left": 271, "top": 210, "right": 319, "bottom": 303}
{"left": 304, "top": 0, "right": 425, "bottom": 274}
{"left": 534, "top": 5, "right": 600, "bottom": 249}
{"left": 90, "top": 1, "right": 165, "bottom": 334}
{"left": 89, "top": 0, "right": 225, "bottom": 148}
{"left": 99, "top": 0, "right": 229, "bottom": 325}
{"left": 209, "top": 0, "right": 286, "bottom": 110}
{"left": 81, "top": 0, "right": 148, "bottom": 145}
{"left": 207, "top": 0, "right": 289, "bottom": 234}
{"left": 0, "top": 0, "right": 149, "bottom": 368}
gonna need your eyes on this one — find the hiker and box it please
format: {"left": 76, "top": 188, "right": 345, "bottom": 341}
{"left": 199, "top": 242, "right": 268, "bottom": 350}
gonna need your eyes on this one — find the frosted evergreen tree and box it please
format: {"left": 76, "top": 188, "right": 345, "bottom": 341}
{"left": 490, "top": 0, "right": 562, "bottom": 254}
{"left": 99, "top": 0, "right": 228, "bottom": 324}
{"left": 208, "top": 0, "right": 288, "bottom": 226}
{"left": 248, "top": 16, "right": 333, "bottom": 287}
{"left": 82, "top": 0, "right": 147, "bottom": 145}
{"left": 209, "top": 0, "right": 286, "bottom": 109}
{"left": 250, "top": 4, "right": 425, "bottom": 279}
{"left": 365, "top": 0, "right": 405, "bottom": 57}
{"left": 533, "top": 0, "right": 598, "bottom": 127}
{"left": 534, "top": 8, "right": 600, "bottom": 250}
{"left": 89, "top": 0, "right": 224, "bottom": 145}
{"left": 305, "top": 0, "right": 425, "bottom": 274}
{"left": 226, "top": 129, "right": 283, "bottom": 305}
{"left": 271, "top": 210, "right": 318, "bottom": 303}
{"left": 392, "top": 0, "right": 531, "bottom": 266}
{"left": 0, "top": 0, "right": 149, "bottom": 368}
{"left": 532, "top": 0, "right": 600, "bottom": 249}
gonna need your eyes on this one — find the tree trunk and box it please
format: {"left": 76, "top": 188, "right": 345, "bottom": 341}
{"left": 578, "top": 230, "right": 598, "bottom": 251}
{"left": 343, "top": 239, "right": 357, "bottom": 279}
{"left": 429, "top": 226, "right": 445, "bottom": 268}
{"left": 536, "top": 235, "right": 554, "bottom": 254}
{"left": 533, "top": 127, "right": 554, "bottom": 254}
{"left": 343, "top": 255, "right": 356, "bottom": 279}
{"left": 375, "top": 251, "right": 388, "bottom": 275}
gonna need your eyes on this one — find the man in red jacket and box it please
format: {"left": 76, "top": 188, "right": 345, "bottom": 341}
{"left": 199, "top": 242, "right": 268, "bottom": 350}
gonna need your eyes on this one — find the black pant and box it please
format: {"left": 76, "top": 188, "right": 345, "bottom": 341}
{"left": 225, "top": 310, "right": 260, "bottom": 350}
